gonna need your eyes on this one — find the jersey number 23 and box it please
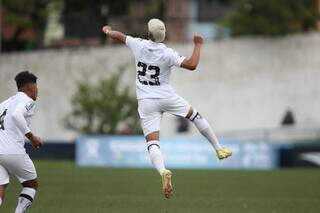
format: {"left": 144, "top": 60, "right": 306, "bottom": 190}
{"left": 137, "top": 61, "right": 160, "bottom": 86}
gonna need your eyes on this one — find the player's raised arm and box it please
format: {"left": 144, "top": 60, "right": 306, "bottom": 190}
{"left": 102, "top": 25, "right": 127, "bottom": 44}
{"left": 181, "top": 33, "right": 203, "bottom": 71}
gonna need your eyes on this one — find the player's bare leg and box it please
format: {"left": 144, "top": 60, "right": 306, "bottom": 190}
{"left": 0, "top": 184, "right": 8, "bottom": 206}
{"left": 186, "top": 107, "right": 232, "bottom": 160}
{"left": 14, "top": 179, "right": 38, "bottom": 213}
{"left": 146, "top": 131, "right": 173, "bottom": 199}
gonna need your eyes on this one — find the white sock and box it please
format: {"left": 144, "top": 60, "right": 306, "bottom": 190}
{"left": 147, "top": 140, "right": 166, "bottom": 175}
{"left": 15, "top": 187, "right": 36, "bottom": 213}
{"left": 0, "top": 197, "right": 2, "bottom": 206}
{"left": 192, "top": 113, "right": 222, "bottom": 151}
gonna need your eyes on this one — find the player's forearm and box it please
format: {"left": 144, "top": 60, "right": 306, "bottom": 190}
{"left": 25, "top": 132, "right": 34, "bottom": 140}
{"left": 182, "top": 44, "right": 201, "bottom": 70}
{"left": 108, "top": 30, "right": 127, "bottom": 44}
{"left": 190, "top": 44, "right": 201, "bottom": 68}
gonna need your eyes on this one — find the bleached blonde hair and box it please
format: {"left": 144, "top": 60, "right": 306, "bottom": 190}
{"left": 148, "top": 18, "right": 166, "bottom": 43}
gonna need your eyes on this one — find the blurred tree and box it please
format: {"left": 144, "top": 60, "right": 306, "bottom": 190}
{"left": 144, "top": 0, "right": 166, "bottom": 20}
{"left": 63, "top": 0, "right": 129, "bottom": 42}
{"left": 63, "top": 0, "right": 166, "bottom": 42}
{"left": 65, "top": 66, "right": 142, "bottom": 135}
{"left": 222, "top": 0, "right": 317, "bottom": 36}
{"left": 2, "top": 0, "right": 62, "bottom": 51}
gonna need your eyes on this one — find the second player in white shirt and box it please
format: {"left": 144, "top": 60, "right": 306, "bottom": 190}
{"left": 0, "top": 71, "right": 43, "bottom": 212}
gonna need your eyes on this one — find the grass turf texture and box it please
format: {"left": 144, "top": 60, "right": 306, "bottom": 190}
{"left": 1, "top": 160, "right": 320, "bottom": 213}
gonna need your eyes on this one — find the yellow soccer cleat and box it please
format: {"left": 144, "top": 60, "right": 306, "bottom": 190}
{"left": 216, "top": 148, "right": 232, "bottom": 160}
{"left": 161, "top": 169, "right": 173, "bottom": 199}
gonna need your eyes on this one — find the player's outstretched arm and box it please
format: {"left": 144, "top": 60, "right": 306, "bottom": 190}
{"left": 181, "top": 33, "right": 203, "bottom": 71}
{"left": 102, "top": 25, "right": 127, "bottom": 44}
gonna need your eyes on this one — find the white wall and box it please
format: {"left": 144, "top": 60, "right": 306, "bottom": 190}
{"left": 0, "top": 33, "right": 319, "bottom": 140}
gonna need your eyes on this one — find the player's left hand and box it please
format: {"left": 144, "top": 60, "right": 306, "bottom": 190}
{"left": 193, "top": 33, "right": 203, "bottom": 45}
{"left": 30, "top": 135, "right": 43, "bottom": 149}
{"left": 102, "top": 25, "right": 112, "bottom": 34}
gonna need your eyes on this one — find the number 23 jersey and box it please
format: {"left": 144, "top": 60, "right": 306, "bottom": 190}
{"left": 126, "top": 36, "right": 186, "bottom": 99}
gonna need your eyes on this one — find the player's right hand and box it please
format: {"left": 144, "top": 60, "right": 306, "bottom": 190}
{"left": 30, "top": 135, "right": 43, "bottom": 149}
{"left": 102, "top": 25, "right": 112, "bottom": 34}
{"left": 193, "top": 33, "right": 203, "bottom": 45}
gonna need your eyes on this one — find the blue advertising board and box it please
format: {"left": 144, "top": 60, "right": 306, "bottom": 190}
{"left": 76, "top": 136, "right": 278, "bottom": 169}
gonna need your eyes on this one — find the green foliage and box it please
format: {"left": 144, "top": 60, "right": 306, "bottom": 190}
{"left": 143, "top": 0, "right": 166, "bottom": 20}
{"left": 65, "top": 66, "right": 142, "bottom": 135}
{"left": 222, "top": 0, "right": 317, "bottom": 36}
{"left": 2, "top": 0, "right": 63, "bottom": 50}
{"left": 3, "top": 0, "right": 63, "bottom": 25}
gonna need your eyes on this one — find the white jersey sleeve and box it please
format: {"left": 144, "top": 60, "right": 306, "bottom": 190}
{"left": 126, "top": 36, "right": 143, "bottom": 56}
{"left": 0, "top": 92, "right": 35, "bottom": 154}
{"left": 167, "top": 48, "right": 186, "bottom": 67}
{"left": 11, "top": 103, "right": 31, "bottom": 135}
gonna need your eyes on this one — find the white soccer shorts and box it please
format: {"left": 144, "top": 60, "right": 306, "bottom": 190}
{"left": 138, "top": 94, "right": 191, "bottom": 136}
{"left": 0, "top": 154, "right": 37, "bottom": 185}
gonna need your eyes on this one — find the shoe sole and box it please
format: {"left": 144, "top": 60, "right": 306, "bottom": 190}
{"left": 162, "top": 171, "right": 173, "bottom": 199}
{"left": 218, "top": 152, "right": 232, "bottom": 160}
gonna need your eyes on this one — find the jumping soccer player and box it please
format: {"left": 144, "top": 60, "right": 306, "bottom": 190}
{"left": 0, "top": 71, "right": 43, "bottom": 212}
{"left": 102, "top": 19, "right": 232, "bottom": 199}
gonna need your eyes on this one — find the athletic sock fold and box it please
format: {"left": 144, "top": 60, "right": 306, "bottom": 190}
{"left": 146, "top": 140, "right": 166, "bottom": 175}
{"left": 15, "top": 187, "right": 36, "bottom": 213}
{"left": 192, "top": 114, "right": 222, "bottom": 150}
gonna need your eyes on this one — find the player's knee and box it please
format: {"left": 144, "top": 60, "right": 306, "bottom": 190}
{"left": 146, "top": 131, "right": 160, "bottom": 141}
{"left": 22, "top": 179, "right": 38, "bottom": 190}
{"left": 186, "top": 108, "right": 194, "bottom": 119}
{"left": 31, "top": 180, "right": 39, "bottom": 190}
{"left": 33, "top": 180, "right": 39, "bottom": 189}
{"left": 187, "top": 108, "right": 200, "bottom": 121}
{"left": 0, "top": 184, "right": 8, "bottom": 198}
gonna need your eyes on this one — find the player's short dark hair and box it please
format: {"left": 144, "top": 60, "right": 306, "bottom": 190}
{"left": 14, "top": 71, "right": 37, "bottom": 89}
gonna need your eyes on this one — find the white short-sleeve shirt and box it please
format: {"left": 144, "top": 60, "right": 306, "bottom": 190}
{"left": 126, "top": 36, "right": 186, "bottom": 99}
{"left": 0, "top": 92, "right": 35, "bottom": 154}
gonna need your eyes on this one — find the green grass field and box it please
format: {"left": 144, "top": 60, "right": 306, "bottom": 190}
{"left": 1, "top": 160, "right": 320, "bottom": 213}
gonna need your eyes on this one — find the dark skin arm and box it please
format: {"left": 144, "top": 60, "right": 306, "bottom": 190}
{"left": 102, "top": 26, "right": 127, "bottom": 44}
{"left": 25, "top": 132, "right": 43, "bottom": 149}
{"left": 181, "top": 33, "right": 203, "bottom": 71}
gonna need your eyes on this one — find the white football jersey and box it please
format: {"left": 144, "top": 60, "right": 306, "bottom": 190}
{"left": 0, "top": 92, "right": 35, "bottom": 154}
{"left": 126, "top": 36, "right": 186, "bottom": 99}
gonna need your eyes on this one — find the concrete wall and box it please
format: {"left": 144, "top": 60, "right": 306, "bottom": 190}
{"left": 0, "top": 33, "right": 319, "bottom": 140}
